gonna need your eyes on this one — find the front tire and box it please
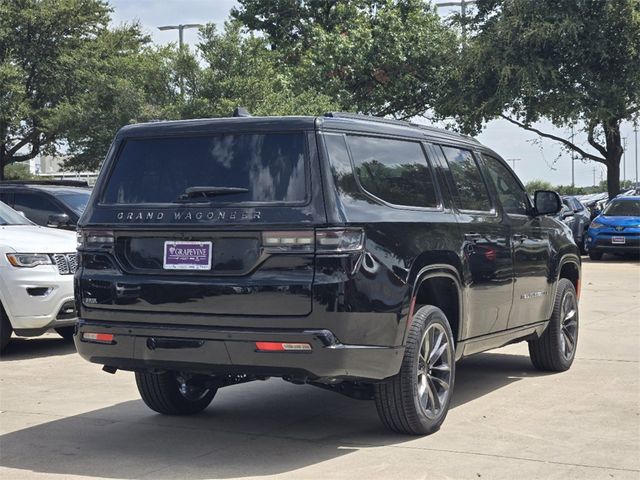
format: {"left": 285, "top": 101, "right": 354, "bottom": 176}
{"left": 55, "top": 326, "right": 75, "bottom": 340}
{"left": 374, "top": 306, "right": 455, "bottom": 435}
{"left": 589, "top": 250, "right": 603, "bottom": 260}
{"left": 1, "top": 303, "right": 12, "bottom": 352}
{"left": 135, "top": 371, "right": 217, "bottom": 415}
{"left": 528, "top": 279, "right": 579, "bottom": 372}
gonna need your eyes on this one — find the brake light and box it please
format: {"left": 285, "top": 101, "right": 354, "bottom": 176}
{"left": 255, "top": 342, "right": 312, "bottom": 352}
{"left": 262, "top": 231, "right": 314, "bottom": 252}
{"left": 316, "top": 228, "right": 364, "bottom": 252}
{"left": 77, "top": 230, "right": 114, "bottom": 249}
{"left": 82, "top": 332, "right": 114, "bottom": 344}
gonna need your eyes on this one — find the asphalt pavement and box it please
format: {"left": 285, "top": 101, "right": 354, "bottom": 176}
{"left": 1, "top": 257, "right": 639, "bottom": 479}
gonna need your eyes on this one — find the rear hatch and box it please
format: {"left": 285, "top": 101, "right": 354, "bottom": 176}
{"left": 80, "top": 125, "right": 325, "bottom": 318}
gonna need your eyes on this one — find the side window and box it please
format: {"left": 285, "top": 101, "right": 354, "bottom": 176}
{"left": 13, "top": 192, "right": 64, "bottom": 226}
{"left": 440, "top": 146, "right": 492, "bottom": 211}
{"left": 347, "top": 135, "right": 438, "bottom": 208}
{"left": 481, "top": 155, "right": 530, "bottom": 215}
{"left": 323, "top": 134, "right": 359, "bottom": 195}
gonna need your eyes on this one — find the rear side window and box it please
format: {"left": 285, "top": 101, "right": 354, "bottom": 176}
{"left": 347, "top": 136, "right": 438, "bottom": 208}
{"left": 440, "top": 146, "right": 492, "bottom": 211}
{"left": 102, "top": 133, "right": 307, "bottom": 205}
{"left": 13, "top": 192, "right": 65, "bottom": 225}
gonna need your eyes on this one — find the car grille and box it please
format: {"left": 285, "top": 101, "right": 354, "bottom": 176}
{"left": 53, "top": 253, "right": 78, "bottom": 275}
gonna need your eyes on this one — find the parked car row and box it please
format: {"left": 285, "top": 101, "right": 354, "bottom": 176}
{"left": 0, "top": 180, "right": 92, "bottom": 351}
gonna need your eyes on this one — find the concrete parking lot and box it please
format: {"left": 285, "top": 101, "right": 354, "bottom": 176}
{"left": 1, "top": 258, "right": 639, "bottom": 480}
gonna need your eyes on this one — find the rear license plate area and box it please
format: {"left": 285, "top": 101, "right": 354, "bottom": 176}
{"left": 163, "top": 241, "right": 212, "bottom": 270}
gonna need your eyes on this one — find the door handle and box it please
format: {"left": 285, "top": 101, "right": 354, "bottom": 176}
{"left": 513, "top": 234, "right": 528, "bottom": 242}
{"left": 464, "top": 233, "right": 482, "bottom": 242}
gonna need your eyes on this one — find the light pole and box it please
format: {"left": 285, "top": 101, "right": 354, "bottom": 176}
{"left": 507, "top": 158, "right": 522, "bottom": 172}
{"left": 622, "top": 136, "right": 627, "bottom": 185}
{"left": 570, "top": 125, "right": 575, "bottom": 187}
{"left": 435, "top": 0, "right": 477, "bottom": 35}
{"left": 635, "top": 123, "right": 638, "bottom": 188}
{"left": 158, "top": 24, "right": 203, "bottom": 96}
{"left": 158, "top": 24, "right": 203, "bottom": 50}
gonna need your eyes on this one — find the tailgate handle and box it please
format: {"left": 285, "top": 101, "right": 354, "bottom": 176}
{"left": 147, "top": 338, "right": 205, "bottom": 350}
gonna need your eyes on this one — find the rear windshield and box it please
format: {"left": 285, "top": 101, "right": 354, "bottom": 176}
{"left": 102, "top": 133, "right": 308, "bottom": 205}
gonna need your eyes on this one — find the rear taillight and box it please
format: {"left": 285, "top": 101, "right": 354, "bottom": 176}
{"left": 261, "top": 228, "right": 364, "bottom": 253}
{"left": 262, "top": 231, "right": 314, "bottom": 252}
{"left": 77, "top": 230, "right": 114, "bottom": 249}
{"left": 316, "top": 228, "right": 364, "bottom": 253}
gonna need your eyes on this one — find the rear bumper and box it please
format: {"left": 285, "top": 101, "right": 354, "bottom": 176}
{"left": 74, "top": 319, "right": 404, "bottom": 381}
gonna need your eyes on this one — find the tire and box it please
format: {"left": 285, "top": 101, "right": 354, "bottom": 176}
{"left": 528, "top": 279, "right": 579, "bottom": 372}
{"left": 1, "top": 303, "right": 12, "bottom": 352}
{"left": 55, "top": 326, "right": 75, "bottom": 340}
{"left": 135, "top": 371, "right": 217, "bottom": 415}
{"left": 579, "top": 233, "right": 588, "bottom": 255}
{"left": 374, "top": 305, "right": 455, "bottom": 435}
{"left": 589, "top": 250, "right": 603, "bottom": 260}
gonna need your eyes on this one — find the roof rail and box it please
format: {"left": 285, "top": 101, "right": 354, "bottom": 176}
{"left": 324, "top": 112, "right": 413, "bottom": 128}
{"left": 0, "top": 179, "right": 90, "bottom": 187}
{"left": 323, "top": 112, "right": 478, "bottom": 143}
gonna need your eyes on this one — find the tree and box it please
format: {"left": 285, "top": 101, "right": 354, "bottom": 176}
{"left": 194, "top": 22, "right": 338, "bottom": 118}
{"left": 233, "top": 0, "right": 458, "bottom": 118}
{"left": 524, "top": 179, "right": 553, "bottom": 195}
{"left": 0, "top": 0, "right": 171, "bottom": 176}
{"left": 439, "top": 0, "right": 640, "bottom": 198}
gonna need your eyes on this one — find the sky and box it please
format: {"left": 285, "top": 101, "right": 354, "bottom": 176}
{"left": 108, "top": 0, "right": 639, "bottom": 188}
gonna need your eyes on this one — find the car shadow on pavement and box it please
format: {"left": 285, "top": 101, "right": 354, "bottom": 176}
{"left": 0, "top": 335, "right": 76, "bottom": 361}
{"left": 0, "top": 352, "right": 550, "bottom": 479}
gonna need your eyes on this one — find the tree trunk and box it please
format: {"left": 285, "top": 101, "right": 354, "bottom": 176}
{"left": 0, "top": 143, "right": 5, "bottom": 181}
{"left": 605, "top": 155, "right": 621, "bottom": 199}
{"left": 603, "top": 119, "right": 623, "bottom": 199}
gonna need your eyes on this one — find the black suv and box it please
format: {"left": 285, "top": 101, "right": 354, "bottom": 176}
{"left": 74, "top": 113, "right": 581, "bottom": 435}
{"left": 0, "top": 181, "right": 91, "bottom": 230}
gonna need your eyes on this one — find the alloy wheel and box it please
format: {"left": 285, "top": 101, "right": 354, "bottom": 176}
{"left": 559, "top": 292, "right": 578, "bottom": 360}
{"left": 417, "top": 323, "right": 453, "bottom": 419}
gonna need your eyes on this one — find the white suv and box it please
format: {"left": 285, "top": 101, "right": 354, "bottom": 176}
{"left": 0, "top": 201, "right": 77, "bottom": 351}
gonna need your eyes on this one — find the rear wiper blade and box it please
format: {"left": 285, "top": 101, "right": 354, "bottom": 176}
{"left": 175, "top": 186, "right": 249, "bottom": 202}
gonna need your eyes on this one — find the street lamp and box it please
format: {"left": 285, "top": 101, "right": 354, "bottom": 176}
{"left": 158, "top": 24, "right": 203, "bottom": 49}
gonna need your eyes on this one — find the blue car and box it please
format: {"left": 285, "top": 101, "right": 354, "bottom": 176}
{"left": 586, "top": 196, "right": 640, "bottom": 260}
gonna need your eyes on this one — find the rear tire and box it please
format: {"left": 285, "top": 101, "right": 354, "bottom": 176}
{"left": 528, "top": 279, "right": 579, "bottom": 372}
{"left": 1, "top": 303, "right": 12, "bottom": 352}
{"left": 374, "top": 306, "right": 455, "bottom": 435}
{"left": 135, "top": 371, "right": 217, "bottom": 415}
{"left": 589, "top": 250, "right": 603, "bottom": 260}
{"left": 55, "top": 326, "right": 75, "bottom": 340}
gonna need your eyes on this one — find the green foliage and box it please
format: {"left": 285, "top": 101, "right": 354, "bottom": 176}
{"left": 234, "top": 0, "right": 458, "bottom": 118}
{"left": 3, "top": 162, "right": 34, "bottom": 180}
{"left": 193, "top": 22, "right": 338, "bottom": 118}
{"left": 524, "top": 179, "right": 554, "bottom": 195}
{"left": 439, "top": 0, "right": 640, "bottom": 197}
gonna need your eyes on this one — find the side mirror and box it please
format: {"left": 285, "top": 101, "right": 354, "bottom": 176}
{"left": 47, "top": 213, "right": 70, "bottom": 228}
{"left": 534, "top": 190, "right": 562, "bottom": 216}
{"left": 561, "top": 207, "right": 574, "bottom": 219}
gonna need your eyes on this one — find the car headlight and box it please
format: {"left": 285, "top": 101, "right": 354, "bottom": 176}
{"left": 6, "top": 253, "right": 53, "bottom": 268}
{"left": 590, "top": 221, "right": 604, "bottom": 229}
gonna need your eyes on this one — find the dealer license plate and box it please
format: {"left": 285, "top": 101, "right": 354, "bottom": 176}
{"left": 163, "top": 241, "right": 212, "bottom": 270}
{"left": 611, "top": 236, "right": 626, "bottom": 245}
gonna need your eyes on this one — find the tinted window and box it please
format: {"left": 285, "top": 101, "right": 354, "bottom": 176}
{"left": 102, "top": 133, "right": 307, "bottom": 204}
{"left": 482, "top": 155, "right": 530, "bottom": 215}
{"left": 13, "top": 192, "right": 64, "bottom": 225}
{"left": 347, "top": 136, "right": 438, "bottom": 208}
{"left": 324, "top": 134, "right": 359, "bottom": 195}
{"left": 440, "top": 146, "right": 491, "bottom": 211}
{"left": 57, "top": 191, "right": 90, "bottom": 215}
